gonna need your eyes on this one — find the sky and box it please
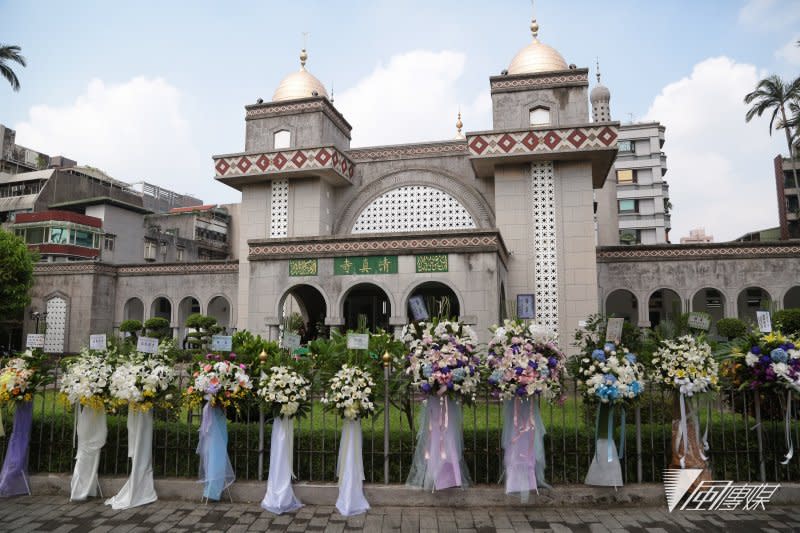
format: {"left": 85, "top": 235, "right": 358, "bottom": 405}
{"left": 1, "top": 0, "right": 799, "bottom": 242}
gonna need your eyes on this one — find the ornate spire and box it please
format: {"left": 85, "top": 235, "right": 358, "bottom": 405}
{"left": 530, "top": 0, "right": 539, "bottom": 40}
{"left": 596, "top": 57, "right": 601, "bottom": 84}
{"left": 300, "top": 32, "right": 309, "bottom": 69}
{"left": 455, "top": 109, "right": 465, "bottom": 140}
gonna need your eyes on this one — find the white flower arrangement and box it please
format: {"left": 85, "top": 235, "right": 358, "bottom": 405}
{"left": 108, "top": 350, "right": 176, "bottom": 411}
{"left": 257, "top": 365, "right": 310, "bottom": 418}
{"left": 402, "top": 319, "right": 481, "bottom": 401}
{"left": 486, "top": 319, "right": 566, "bottom": 401}
{"left": 576, "top": 341, "right": 645, "bottom": 404}
{"left": 60, "top": 347, "right": 114, "bottom": 410}
{"left": 321, "top": 364, "right": 376, "bottom": 420}
{"left": 651, "top": 335, "right": 719, "bottom": 396}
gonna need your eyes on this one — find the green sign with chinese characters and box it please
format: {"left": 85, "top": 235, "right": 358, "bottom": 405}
{"left": 334, "top": 256, "right": 398, "bottom": 275}
{"left": 289, "top": 259, "right": 318, "bottom": 276}
{"left": 416, "top": 254, "right": 448, "bottom": 273}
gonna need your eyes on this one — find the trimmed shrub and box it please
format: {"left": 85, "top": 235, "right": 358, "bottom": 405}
{"left": 716, "top": 318, "right": 747, "bottom": 340}
{"left": 774, "top": 308, "right": 800, "bottom": 335}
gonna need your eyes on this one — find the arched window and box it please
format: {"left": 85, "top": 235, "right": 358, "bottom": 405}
{"left": 529, "top": 107, "right": 550, "bottom": 126}
{"left": 274, "top": 130, "right": 291, "bottom": 150}
{"left": 351, "top": 185, "right": 476, "bottom": 233}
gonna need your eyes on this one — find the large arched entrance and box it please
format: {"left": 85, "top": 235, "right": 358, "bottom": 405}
{"left": 207, "top": 296, "right": 232, "bottom": 333}
{"left": 692, "top": 288, "right": 726, "bottom": 325}
{"left": 281, "top": 284, "right": 327, "bottom": 341}
{"left": 604, "top": 289, "right": 638, "bottom": 323}
{"left": 738, "top": 287, "right": 771, "bottom": 322}
{"left": 343, "top": 283, "right": 390, "bottom": 332}
{"left": 405, "top": 281, "right": 460, "bottom": 321}
{"left": 784, "top": 286, "right": 800, "bottom": 310}
{"left": 150, "top": 297, "right": 172, "bottom": 321}
{"left": 123, "top": 297, "right": 144, "bottom": 322}
{"left": 648, "top": 288, "right": 682, "bottom": 327}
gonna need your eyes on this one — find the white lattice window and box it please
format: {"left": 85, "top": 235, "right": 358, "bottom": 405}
{"left": 44, "top": 296, "right": 67, "bottom": 353}
{"left": 531, "top": 161, "right": 558, "bottom": 334}
{"left": 352, "top": 185, "right": 476, "bottom": 234}
{"left": 270, "top": 179, "right": 289, "bottom": 238}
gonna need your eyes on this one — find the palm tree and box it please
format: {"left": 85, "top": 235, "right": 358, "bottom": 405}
{"left": 0, "top": 44, "right": 27, "bottom": 92}
{"left": 744, "top": 75, "right": 800, "bottom": 200}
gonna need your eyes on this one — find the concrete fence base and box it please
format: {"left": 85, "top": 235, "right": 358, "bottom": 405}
{"left": 28, "top": 474, "right": 800, "bottom": 508}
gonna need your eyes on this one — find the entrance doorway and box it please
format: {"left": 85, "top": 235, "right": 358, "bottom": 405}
{"left": 343, "top": 283, "right": 391, "bottom": 332}
{"left": 281, "top": 284, "right": 327, "bottom": 341}
{"left": 406, "top": 282, "right": 460, "bottom": 321}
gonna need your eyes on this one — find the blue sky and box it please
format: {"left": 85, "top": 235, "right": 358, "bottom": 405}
{"left": 1, "top": 0, "right": 799, "bottom": 240}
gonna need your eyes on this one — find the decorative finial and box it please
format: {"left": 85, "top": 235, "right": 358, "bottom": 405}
{"left": 596, "top": 57, "right": 601, "bottom": 84}
{"left": 530, "top": 0, "right": 538, "bottom": 39}
{"left": 259, "top": 349, "right": 267, "bottom": 363}
{"left": 330, "top": 81, "right": 334, "bottom": 103}
{"left": 300, "top": 32, "right": 309, "bottom": 69}
{"left": 382, "top": 350, "right": 392, "bottom": 367}
{"left": 456, "top": 110, "right": 463, "bottom": 133}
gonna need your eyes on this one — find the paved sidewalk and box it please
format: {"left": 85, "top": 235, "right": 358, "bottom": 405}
{"left": 1, "top": 496, "right": 798, "bottom": 532}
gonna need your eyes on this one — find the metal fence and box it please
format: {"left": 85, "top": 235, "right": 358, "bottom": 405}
{"left": 1, "top": 360, "right": 799, "bottom": 485}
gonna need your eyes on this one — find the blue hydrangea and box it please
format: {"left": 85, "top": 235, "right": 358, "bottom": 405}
{"left": 630, "top": 381, "right": 642, "bottom": 395}
{"left": 771, "top": 348, "right": 788, "bottom": 364}
{"left": 603, "top": 342, "right": 616, "bottom": 353}
{"left": 422, "top": 364, "right": 433, "bottom": 378}
{"left": 488, "top": 369, "right": 504, "bottom": 384}
{"left": 592, "top": 349, "right": 606, "bottom": 362}
{"left": 452, "top": 367, "right": 466, "bottom": 382}
{"left": 625, "top": 353, "right": 637, "bottom": 364}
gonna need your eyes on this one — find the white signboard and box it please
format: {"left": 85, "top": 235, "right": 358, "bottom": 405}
{"left": 687, "top": 313, "right": 711, "bottom": 331}
{"left": 26, "top": 334, "right": 45, "bottom": 349}
{"left": 409, "top": 295, "right": 429, "bottom": 321}
{"left": 89, "top": 334, "right": 107, "bottom": 350}
{"left": 211, "top": 335, "right": 233, "bottom": 352}
{"left": 757, "top": 311, "right": 772, "bottom": 333}
{"left": 346, "top": 333, "right": 370, "bottom": 350}
{"left": 282, "top": 333, "right": 301, "bottom": 350}
{"left": 605, "top": 318, "right": 625, "bottom": 344}
{"left": 137, "top": 336, "right": 159, "bottom": 354}
{"left": 517, "top": 294, "right": 536, "bottom": 319}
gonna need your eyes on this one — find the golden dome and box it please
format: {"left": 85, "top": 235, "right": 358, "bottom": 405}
{"left": 272, "top": 48, "right": 329, "bottom": 102}
{"left": 507, "top": 19, "right": 568, "bottom": 75}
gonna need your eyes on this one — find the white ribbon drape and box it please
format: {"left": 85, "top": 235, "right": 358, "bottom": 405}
{"left": 261, "top": 416, "right": 303, "bottom": 514}
{"left": 781, "top": 390, "right": 794, "bottom": 465}
{"left": 105, "top": 409, "right": 157, "bottom": 509}
{"left": 70, "top": 404, "right": 107, "bottom": 501}
{"left": 335, "top": 419, "right": 370, "bottom": 516}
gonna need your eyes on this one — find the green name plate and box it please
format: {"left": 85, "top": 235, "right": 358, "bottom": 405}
{"left": 289, "top": 259, "right": 318, "bottom": 276}
{"left": 416, "top": 254, "right": 448, "bottom": 273}
{"left": 334, "top": 256, "right": 397, "bottom": 275}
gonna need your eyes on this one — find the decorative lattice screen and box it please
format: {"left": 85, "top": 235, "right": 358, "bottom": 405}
{"left": 531, "top": 161, "right": 558, "bottom": 334}
{"left": 270, "top": 179, "right": 289, "bottom": 238}
{"left": 44, "top": 296, "right": 67, "bottom": 353}
{"left": 352, "top": 185, "right": 476, "bottom": 233}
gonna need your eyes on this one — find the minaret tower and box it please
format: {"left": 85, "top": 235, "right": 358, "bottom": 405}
{"left": 590, "top": 59, "right": 611, "bottom": 122}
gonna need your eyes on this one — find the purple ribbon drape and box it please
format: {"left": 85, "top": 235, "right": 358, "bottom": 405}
{"left": 0, "top": 401, "right": 34, "bottom": 497}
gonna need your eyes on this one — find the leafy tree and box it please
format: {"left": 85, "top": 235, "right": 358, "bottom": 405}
{"left": 119, "top": 319, "right": 143, "bottom": 343}
{"left": 184, "top": 313, "right": 222, "bottom": 350}
{"left": 774, "top": 308, "right": 800, "bottom": 336}
{"left": 0, "top": 229, "right": 37, "bottom": 320}
{"left": 744, "top": 75, "right": 800, "bottom": 197}
{"left": 144, "top": 317, "right": 171, "bottom": 340}
{"left": 715, "top": 318, "right": 748, "bottom": 341}
{"left": 0, "top": 44, "right": 26, "bottom": 91}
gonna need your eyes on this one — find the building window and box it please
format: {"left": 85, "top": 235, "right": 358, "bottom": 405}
{"left": 49, "top": 227, "right": 69, "bottom": 244}
{"left": 788, "top": 195, "right": 799, "bottom": 213}
{"left": 616, "top": 169, "right": 636, "bottom": 184}
{"left": 104, "top": 235, "right": 115, "bottom": 251}
{"left": 529, "top": 107, "right": 550, "bottom": 126}
{"left": 618, "top": 140, "right": 634, "bottom": 153}
{"left": 619, "top": 229, "right": 641, "bottom": 245}
{"left": 73, "top": 229, "right": 94, "bottom": 248}
{"left": 274, "top": 130, "right": 291, "bottom": 150}
{"left": 618, "top": 199, "right": 638, "bottom": 213}
{"left": 176, "top": 247, "right": 184, "bottom": 261}
{"left": 144, "top": 240, "right": 157, "bottom": 260}
{"left": 24, "top": 227, "right": 44, "bottom": 244}
{"left": 786, "top": 171, "right": 798, "bottom": 189}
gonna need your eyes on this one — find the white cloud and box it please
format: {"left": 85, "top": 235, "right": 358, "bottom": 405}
{"left": 643, "top": 56, "right": 784, "bottom": 242}
{"left": 335, "top": 50, "right": 491, "bottom": 147}
{"left": 14, "top": 77, "right": 221, "bottom": 202}
{"left": 738, "top": 0, "right": 800, "bottom": 30}
{"left": 776, "top": 35, "right": 800, "bottom": 65}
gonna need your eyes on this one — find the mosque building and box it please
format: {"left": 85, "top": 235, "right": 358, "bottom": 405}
{"left": 19, "top": 15, "right": 800, "bottom": 353}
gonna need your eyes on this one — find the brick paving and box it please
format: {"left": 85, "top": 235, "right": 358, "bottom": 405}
{"left": 0, "top": 496, "right": 798, "bottom": 532}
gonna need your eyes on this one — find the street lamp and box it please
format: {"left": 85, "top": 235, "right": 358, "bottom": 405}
{"left": 29, "top": 310, "right": 47, "bottom": 334}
